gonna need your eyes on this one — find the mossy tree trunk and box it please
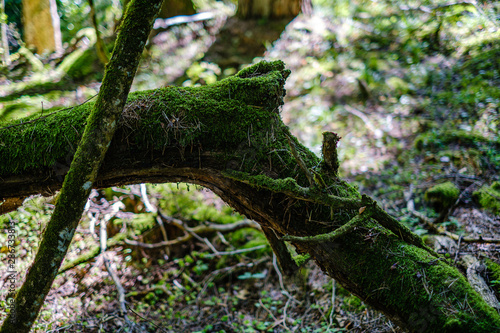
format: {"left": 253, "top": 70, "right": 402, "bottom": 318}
{"left": 1, "top": 62, "right": 500, "bottom": 332}
{"left": 0, "top": 0, "right": 163, "bottom": 331}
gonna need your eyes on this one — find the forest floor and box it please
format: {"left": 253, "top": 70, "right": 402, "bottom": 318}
{"left": 0, "top": 0, "right": 499, "bottom": 332}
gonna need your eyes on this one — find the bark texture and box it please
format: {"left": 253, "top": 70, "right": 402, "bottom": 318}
{"left": 1, "top": 61, "right": 500, "bottom": 332}
{"left": 0, "top": 0, "right": 163, "bottom": 331}
{"left": 1, "top": 0, "right": 10, "bottom": 66}
{"left": 237, "top": 0, "right": 311, "bottom": 19}
{"left": 22, "top": 0, "right": 62, "bottom": 54}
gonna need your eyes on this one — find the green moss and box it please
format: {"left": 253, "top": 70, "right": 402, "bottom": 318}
{"left": 0, "top": 101, "right": 31, "bottom": 121}
{"left": 414, "top": 129, "right": 497, "bottom": 151}
{"left": 229, "top": 228, "right": 269, "bottom": 258}
{"left": 0, "top": 214, "right": 9, "bottom": 229}
{"left": 0, "top": 101, "right": 93, "bottom": 175}
{"left": 0, "top": 79, "right": 79, "bottom": 103}
{"left": 485, "top": 258, "right": 500, "bottom": 281}
{"left": 331, "top": 216, "right": 500, "bottom": 332}
{"left": 292, "top": 253, "right": 311, "bottom": 266}
{"left": 236, "top": 174, "right": 304, "bottom": 192}
{"left": 414, "top": 37, "right": 500, "bottom": 176}
{"left": 119, "top": 61, "right": 292, "bottom": 169}
{"left": 0, "top": 61, "right": 290, "bottom": 177}
{"left": 424, "top": 35, "right": 500, "bottom": 120}
{"left": 0, "top": 30, "right": 104, "bottom": 103}
{"left": 342, "top": 295, "right": 365, "bottom": 312}
{"left": 424, "top": 181, "right": 460, "bottom": 211}
{"left": 236, "top": 60, "right": 289, "bottom": 79}
{"left": 484, "top": 258, "right": 500, "bottom": 296}
{"left": 413, "top": 127, "right": 500, "bottom": 176}
{"left": 473, "top": 181, "right": 500, "bottom": 214}
{"left": 65, "top": 47, "right": 105, "bottom": 81}
{"left": 124, "top": 213, "right": 156, "bottom": 235}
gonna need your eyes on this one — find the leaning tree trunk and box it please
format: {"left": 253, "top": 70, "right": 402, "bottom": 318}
{"left": 0, "top": 0, "right": 163, "bottom": 331}
{"left": 1, "top": 61, "right": 499, "bottom": 332}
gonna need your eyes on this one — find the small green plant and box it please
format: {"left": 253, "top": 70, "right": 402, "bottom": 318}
{"left": 237, "top": 271, "right": 267, "bottom": 280}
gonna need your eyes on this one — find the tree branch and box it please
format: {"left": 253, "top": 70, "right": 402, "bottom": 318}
{"left": 1, "top": 61, "right": 499, "bottom": 331}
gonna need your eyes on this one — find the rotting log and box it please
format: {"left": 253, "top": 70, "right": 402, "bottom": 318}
{"left": 1, "top": 61, "right": 500, "bottom": 332}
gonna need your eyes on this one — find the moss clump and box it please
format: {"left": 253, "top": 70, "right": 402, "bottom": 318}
{"left": 414, "top": 129, "right": 496, "bottom": 151}
{"left": 413, "top": 128, "right": 500, "bottom": 173}
{"left": 424, "top": 181, "right": 460, "bottom": 211}
{"left": 484, "top": 257, "right": 500, "bottom": 296}
{"left": 473, "top": 181, "right": 500, "bottom": 215}
{"left": 342, "top": 295, "right": 365, "bottom": 312}
{"left": 236, "top": 60, "right": 290, "bottom": 79}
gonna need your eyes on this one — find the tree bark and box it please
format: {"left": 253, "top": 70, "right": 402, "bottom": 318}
{"left": 158, "top": 0, "right": 195, "bottom": 18}
{"left": 0, "top": 0, "right": 163, "bottom": 331}
{"left": 1, "top": 0, "right": 10, "bottom": 66}
{"left": 237, "top": 0, "right": 311, "bottom": 19}
{"left": 88, "top": 0, "right": 109, "bottom": 65}
{"left": 124, "top": 0, "right": 195, "bottom": 22}
{"left": 204, "top": 0, "right": 311, "bottom": 71}
{"left": 1, "top": 61, "right": 500, "bottom": 332}
{"left": 22, "top": 0, "right": 62, "bottom": 54}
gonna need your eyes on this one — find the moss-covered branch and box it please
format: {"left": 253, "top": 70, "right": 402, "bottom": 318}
{"left": 1, "top": 60, "right": 499, "bottom": 331}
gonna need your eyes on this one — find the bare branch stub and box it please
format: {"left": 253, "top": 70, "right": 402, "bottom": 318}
{"left": 321, "top": 131, "right": 341, "bottom": 175}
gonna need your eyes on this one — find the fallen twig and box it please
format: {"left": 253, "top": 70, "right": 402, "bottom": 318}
{"left": 125, "top": 218, "right": 260, "bottom": 249}
{"left": 461, "top": 255, "right": 500, "bottom": 309}
{"left": 99, "top": 202, "right": 128, "bottom": 315}
{"left": 408, "top": 201, "right": 500, "bottom": 244}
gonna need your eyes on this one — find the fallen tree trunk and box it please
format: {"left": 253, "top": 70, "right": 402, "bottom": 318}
{"left": 1, "top": 61, "right": 499, "bottom": 332}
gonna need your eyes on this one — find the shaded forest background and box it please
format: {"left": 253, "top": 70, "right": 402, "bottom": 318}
{"left": 0, "top": 0, "right": 499, "bottom": 332}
